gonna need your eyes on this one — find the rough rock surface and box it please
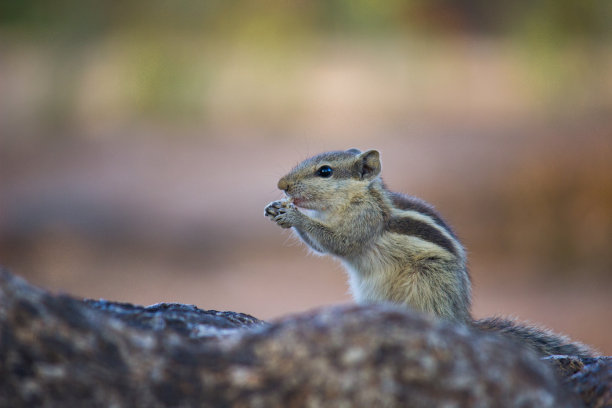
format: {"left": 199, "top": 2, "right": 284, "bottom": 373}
{"left": 566, "top": 357, "right": 612, "bottom": 408}
{"left": 0, "top": 268, "right": 606, "bottom": 407}
{"left": 84, "top": 299, "right": 266, "bottom": 339}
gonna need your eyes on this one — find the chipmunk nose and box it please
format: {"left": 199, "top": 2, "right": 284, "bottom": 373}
{"left": 277, "top": 177, "right": 289, "bottom": 191}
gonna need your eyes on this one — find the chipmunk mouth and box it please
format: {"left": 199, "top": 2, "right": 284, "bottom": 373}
{"left": 288, "top": 195, "right": 313, "bottom": 209}
{"left": 290, "top": 197, "right": 306, "bottom": 207}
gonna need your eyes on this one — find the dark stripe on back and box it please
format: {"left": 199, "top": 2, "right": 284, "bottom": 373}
{"left": 386, "top": 216, "right": 458, "bottom": 257}
{"left": 389, "top": 192, "right": 458, "bottom": 239}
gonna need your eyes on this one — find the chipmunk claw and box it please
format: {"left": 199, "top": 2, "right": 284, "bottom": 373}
{"left": 265, "top": 200, "right": 298, "bottom": 229}
{"left": 265, "top": 199, "right": 293, "bottom": 216}
{"left": 274, "top": 208, "right": 294, "bottom": 228}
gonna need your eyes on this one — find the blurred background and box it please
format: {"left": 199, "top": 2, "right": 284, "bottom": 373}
{"left": 1, "top": 1, "right": 611, "bottom": 353}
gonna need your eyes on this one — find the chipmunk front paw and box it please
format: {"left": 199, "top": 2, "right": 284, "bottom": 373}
{"left": 264, "top": 200, "right": 288, "bottom": 218}
{"left": 264, "top": 200, "right": 298, "bottom": 229}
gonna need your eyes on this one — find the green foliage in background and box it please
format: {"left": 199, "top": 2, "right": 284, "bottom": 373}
{"left": 2, "top": 0, "right": 611, "bottom": 42}
{"left": 1, "top": 0, "right": 611, "bottom": 130}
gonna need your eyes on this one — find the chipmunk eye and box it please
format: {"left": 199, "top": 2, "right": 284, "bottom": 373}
{"left": 316, "top": 165, "right": 333, "bottom": 178}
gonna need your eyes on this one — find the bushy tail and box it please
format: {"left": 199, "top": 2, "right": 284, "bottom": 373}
{"left": 474, "top": 317, "right": 595, "bottom": 359}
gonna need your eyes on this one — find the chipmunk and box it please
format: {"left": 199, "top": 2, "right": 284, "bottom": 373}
{"left": 264, "top": 148, "right": 594, "bottom": 358}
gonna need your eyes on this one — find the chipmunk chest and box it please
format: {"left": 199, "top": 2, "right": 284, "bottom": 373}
{"left": 297, "top": 207, "right": 331, "bottom": 222}
{"left": 342, "top": 234, "right": 415, "bottom": 282}
{"left": 343, "top": 252, "right": 431, "bottom": 307}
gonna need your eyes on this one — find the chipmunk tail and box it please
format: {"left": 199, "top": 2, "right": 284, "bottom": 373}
{"left": 474, "top": 317, "right": 596, "bottom": 359}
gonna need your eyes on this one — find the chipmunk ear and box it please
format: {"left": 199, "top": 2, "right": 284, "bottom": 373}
{"left": 356, "top": 150, "right": 381, "bottom": 179}
{"left": 346, "top": 148, "right": 361, "bottom": 155}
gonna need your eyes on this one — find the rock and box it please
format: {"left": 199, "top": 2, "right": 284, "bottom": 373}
{"left": 543, "top": 355, "right": 612, "bottom": 407}
{"left": 566, "top": 357, "right": 612, "bottom": 408}
{"left": 0, "top": 268, "right": 588, "bottom": 407}
{"left": 544, "top": 355, "right": 588, "bottom": 377}
{"left": 84, "top": 299, "right": 266, "bottom": 339}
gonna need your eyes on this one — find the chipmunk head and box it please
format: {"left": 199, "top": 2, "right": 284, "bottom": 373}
{"left": 277, "top": 149, "right": 381, "bottom": 211}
